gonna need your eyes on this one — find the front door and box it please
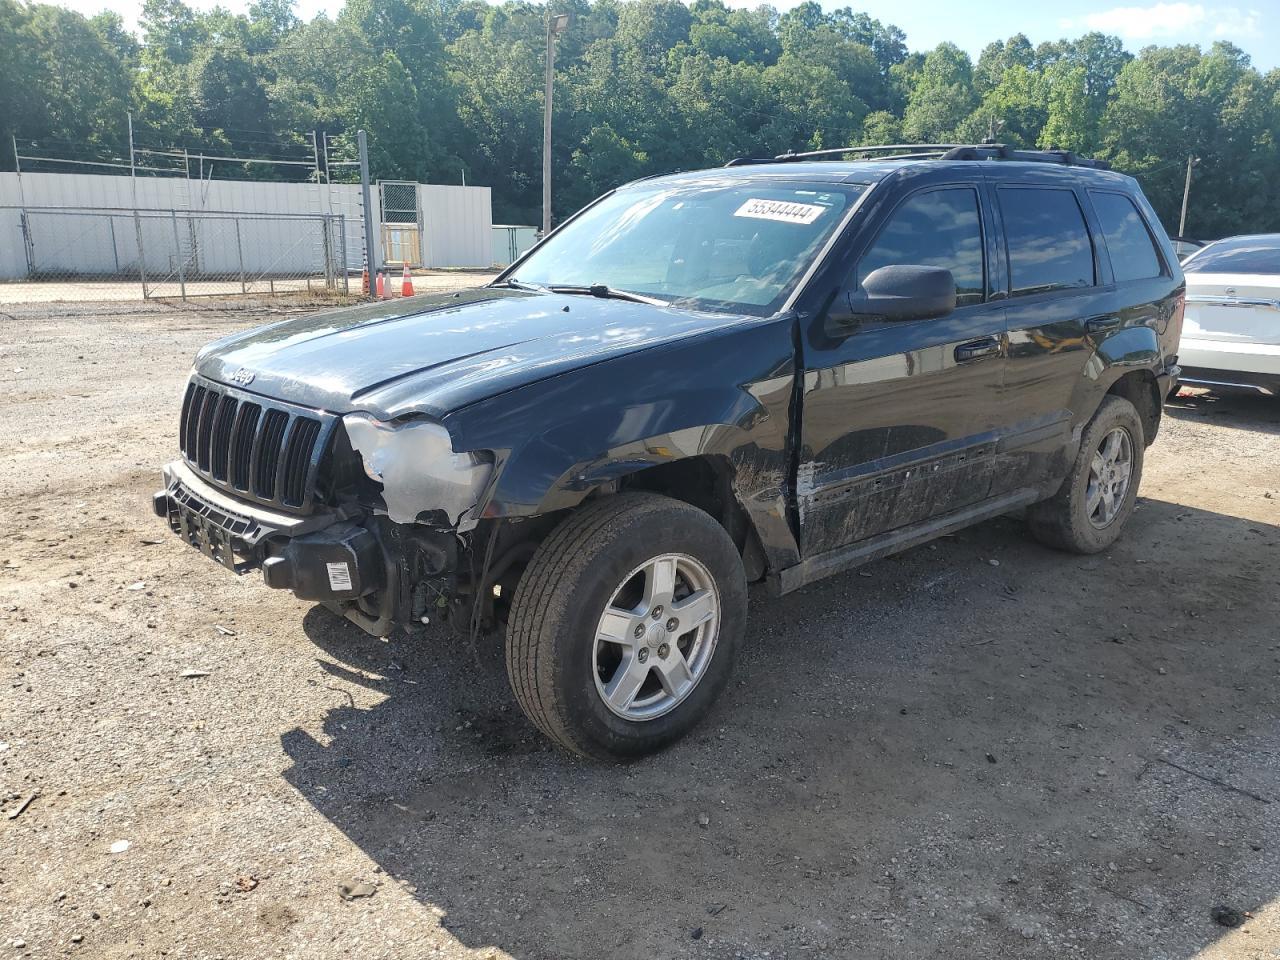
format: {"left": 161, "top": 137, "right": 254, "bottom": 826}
{"left": 798, "top": 184, "right": 1007, "bottom": 558}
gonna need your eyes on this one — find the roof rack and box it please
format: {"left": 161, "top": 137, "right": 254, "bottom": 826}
{"left": 724, "top": 142, "right": 1111, "bottom": 171}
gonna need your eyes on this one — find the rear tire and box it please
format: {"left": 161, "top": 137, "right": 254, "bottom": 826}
{"left": 1027, "top": 395, "right": 1145, "bottom": 554}
{"left": 505, "top": 492, "right": 747, "bottom": 760}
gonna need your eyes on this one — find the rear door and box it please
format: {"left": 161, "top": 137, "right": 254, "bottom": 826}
{"left": 1085, "top": 189, "right": 1181, "bottom": 353}
{"left": 993, "top": 182, "right": 1105, "bottom": 494}
{"left": 797, "top": 182, "right": 1006, "bottom": 557}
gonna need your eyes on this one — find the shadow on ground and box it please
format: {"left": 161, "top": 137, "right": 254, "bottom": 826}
{"left": 282, "top": 499, "right": 1280, "bottom": 959}
{"left": 1165, "top": 388, "right": 1280, "bottom": 436}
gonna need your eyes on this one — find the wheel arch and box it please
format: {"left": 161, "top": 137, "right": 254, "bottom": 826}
{"left": 1105, "top": 368, "right": 1162, "bottom": 445}
{"left": 474, "top": 451, "right": 770, "bottom": 601}
{"left": 615, "top": 454, "right": 768, "bottom": 581}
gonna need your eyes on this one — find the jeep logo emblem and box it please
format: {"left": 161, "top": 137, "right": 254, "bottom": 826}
{"left": 229, "top": 368, "right": 255, "bottom": 385}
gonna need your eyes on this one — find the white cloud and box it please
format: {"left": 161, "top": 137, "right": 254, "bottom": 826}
{"left": 1062, "top": 3, "right": 1264, "bottom": 41}
{"left": 1081, "top": 2, "right": 1207, "bottom": 39}
{"left": 1211, "top": 8, "right": 1261, "bottom": 35}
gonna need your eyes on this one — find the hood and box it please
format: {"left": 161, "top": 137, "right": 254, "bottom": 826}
{"left": 194, "top": 288, "right": 750, "bottom": 420}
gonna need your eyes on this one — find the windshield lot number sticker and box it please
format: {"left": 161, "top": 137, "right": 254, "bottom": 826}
{"left": 734, "top": 198, "right": 825, "bottom": 225}
{"left": 327, "top": 562, "right": 353, "bottom": 592}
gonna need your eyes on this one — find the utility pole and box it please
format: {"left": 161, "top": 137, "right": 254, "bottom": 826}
{"left": 542, "top": 12, "right": 569, "bottom": 236}
{"left": 357, "top": 129, "right": 378, "bottom": 282}
{"left": 1178, "top": 155, "right": 1199, "bottom": 236}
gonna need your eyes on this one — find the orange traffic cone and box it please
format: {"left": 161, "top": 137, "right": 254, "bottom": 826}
{"left": 361, "top": 265, "right": 370, "bottom": 296}
{"left": 401, "top": 264, "right": 414, "bottom": 298}
{"left": 375, "top": 271, "right": 386, "bottom": 299}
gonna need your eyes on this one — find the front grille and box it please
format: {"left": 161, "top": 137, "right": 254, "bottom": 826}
{"left": 178, "top": 377, "right": 335, "bottom": 513}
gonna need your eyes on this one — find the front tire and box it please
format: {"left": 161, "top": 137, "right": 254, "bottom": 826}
{"left": 506, "top": 492, "right": 747, "bottom": 760}
{"left": 1027, "top": 395, "right": 1145, "bottom": 554}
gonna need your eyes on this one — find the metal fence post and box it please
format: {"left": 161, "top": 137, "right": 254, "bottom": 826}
{"left": 18, "top": 211, "right": 34, "bottom": 278}
{"left": 358, "top": 130, "right": 378, "bottom": 278}
{"left": 234, "top": 216, "right": 246, "bottom": 294}
{"left": 108, "top": 215, "right": 121, "bottom": 275}
{"left": 134, "top": 212, "right": 149, "bottom": 299}
{"left": 170, "top": 209, "right": 186, "bottom": 301}
{"left": 339, "top": 215, "right": 349, "bottom": 296}
{"left": 321, "top": 215, "right": 334, "bottom": 290}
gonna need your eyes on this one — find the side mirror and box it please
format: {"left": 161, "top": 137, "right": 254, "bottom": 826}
{"left": 829, "top": 264, "right": 957, "bottom": 326}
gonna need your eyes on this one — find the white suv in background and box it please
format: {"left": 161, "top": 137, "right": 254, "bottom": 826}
{"left": 1180, "top": 234, "right": 1280, "bottom": 396}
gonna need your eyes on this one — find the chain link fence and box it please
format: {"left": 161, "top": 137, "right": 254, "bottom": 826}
{"left": 0, "top": 206, "right": 353, "bottom": 304}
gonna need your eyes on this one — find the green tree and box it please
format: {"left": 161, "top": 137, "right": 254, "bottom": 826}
{"left": 902, "top": 43, "right": 976, "bottom": 141}
{"left": 958, "top": 63, "right": 1046, "bottom": 146}
{"left": 3, "top": 2, "right": 134, "bottom": 162}
{"left": 974, "top": 33, "right": 1034, "bottom": 94}
{"left": 189, "top": 40, "right": 270, "bottom": 133}
{"left": 3, "top": 0, "right": 1278, "bottom": 236}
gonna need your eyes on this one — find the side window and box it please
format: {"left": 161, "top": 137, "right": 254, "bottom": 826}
{"left": 998, "top": 187, "right": 1095, "bottom": 296}
{"left": 1090, "top": 191, "right": 1163, "bottom": 281}
{"left": 857, "top": 188, "right": 984, "bottom": 306}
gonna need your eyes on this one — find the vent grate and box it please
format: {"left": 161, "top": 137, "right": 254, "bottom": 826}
{"left": 177, "top": 377, "right": 329, "bottom": 513}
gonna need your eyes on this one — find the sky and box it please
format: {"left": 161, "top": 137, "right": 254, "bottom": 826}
{"left": 48, "top": 0, "right": 1280, "bottom": 70}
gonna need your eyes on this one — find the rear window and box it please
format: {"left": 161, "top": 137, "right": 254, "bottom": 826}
{"left": 1090, "top": 191, "right": 1163, "bottom": 281}
{"left": 1185, "top": 237, "right": 1280, "bottom": 275}
{"left": 999, "top": 187, "right": 1095, "bottom": 296}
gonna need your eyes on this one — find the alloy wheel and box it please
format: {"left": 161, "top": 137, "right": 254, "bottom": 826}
{"left": 1086, "top": 426, "right": 1133, "bottom": 528}
{"left": 592, "top": 553, "right": 721, "bottom": 721}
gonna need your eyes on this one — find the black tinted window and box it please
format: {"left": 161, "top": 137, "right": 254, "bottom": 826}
{"left": 1091, "top": 192, "right": 1162, "bottom": 281}
{"left": 1185, "top": 236, "right": 1280, "bottom": 275}
{"left": 999, "top": 187, "right": 1095, "bottom": 296}
{"left": 858, "top": 188, "right": 984, "bottom": 306}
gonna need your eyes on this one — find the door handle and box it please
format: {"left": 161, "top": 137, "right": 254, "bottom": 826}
{"left": 954, "top": 337, "right": 1000, "bottom": 363}
{"left": 1086, "top": 315, "right": 1122, "bottom": 334}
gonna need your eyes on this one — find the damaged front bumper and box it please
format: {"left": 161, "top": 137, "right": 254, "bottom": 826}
{"left": 153, "top": 460, "right": 454, "bottom": 636}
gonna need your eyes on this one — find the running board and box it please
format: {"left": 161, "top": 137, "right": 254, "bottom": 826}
{"left": 772, "top": 488, "right": 1041, "bottom": 595}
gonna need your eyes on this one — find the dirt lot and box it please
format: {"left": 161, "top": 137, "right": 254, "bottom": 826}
{"left": 2, "top": 294, "right": 1278, "bottom": 960}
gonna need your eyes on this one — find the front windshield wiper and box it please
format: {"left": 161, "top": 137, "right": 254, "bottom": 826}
{"left": 493, "top": 278, "right": 671, "bottom": 307}
{"left": 546, "top": 283, "right": 671, "bottom": 307}
{"left": 491, "top": 278, "right": 550, "bottom": 293}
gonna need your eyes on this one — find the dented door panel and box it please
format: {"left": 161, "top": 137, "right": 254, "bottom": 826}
{"left": 796, "top": 309, "right": 1005, "bottom": 555}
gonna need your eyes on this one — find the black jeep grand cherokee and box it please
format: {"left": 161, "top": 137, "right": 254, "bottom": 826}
{"left": 155, "top": 144, "right": 1183, "bottom": 760}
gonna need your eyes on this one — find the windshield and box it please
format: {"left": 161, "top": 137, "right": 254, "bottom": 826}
{"left": 1185, "top": 235, "right": 1280, "bottom": 275}
{"left": 507, "top": 180, "right": 864, "bottom": 315}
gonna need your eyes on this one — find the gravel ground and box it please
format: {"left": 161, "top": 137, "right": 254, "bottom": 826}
{"left": 1, "top": 294, "right": 1278, "bottom": 960}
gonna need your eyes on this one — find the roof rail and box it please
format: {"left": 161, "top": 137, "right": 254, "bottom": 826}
{"left": 939, "top": 143, "right": 1111, "bottom": 170}
{"left": 724, "top": 142, "right": 1111, "bottom": 171}
{"left": 725, "top": 144, "right": 957, "bottom": 166}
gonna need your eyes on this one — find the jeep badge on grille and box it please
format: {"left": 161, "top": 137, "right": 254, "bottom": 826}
{"left": 229, "top": 368, "right": 255, "bottom": 385}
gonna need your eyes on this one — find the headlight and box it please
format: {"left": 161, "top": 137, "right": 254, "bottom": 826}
{"left": 342, "top": 414, "right": 493, "bottom": 527}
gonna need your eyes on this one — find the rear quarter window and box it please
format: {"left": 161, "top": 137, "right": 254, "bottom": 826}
{"left": 1090, "top": 191, "right": 1163, "bottom": 282}
{"left": 998, "top": 187, "right": 1095, "bottom": 297}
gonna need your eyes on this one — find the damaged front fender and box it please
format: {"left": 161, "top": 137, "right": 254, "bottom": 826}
{"left": 341, "top": 414, "right": 493, "bottom": 528}
{"left": 441, "top": 315, "right": 803, "bottom": 574}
